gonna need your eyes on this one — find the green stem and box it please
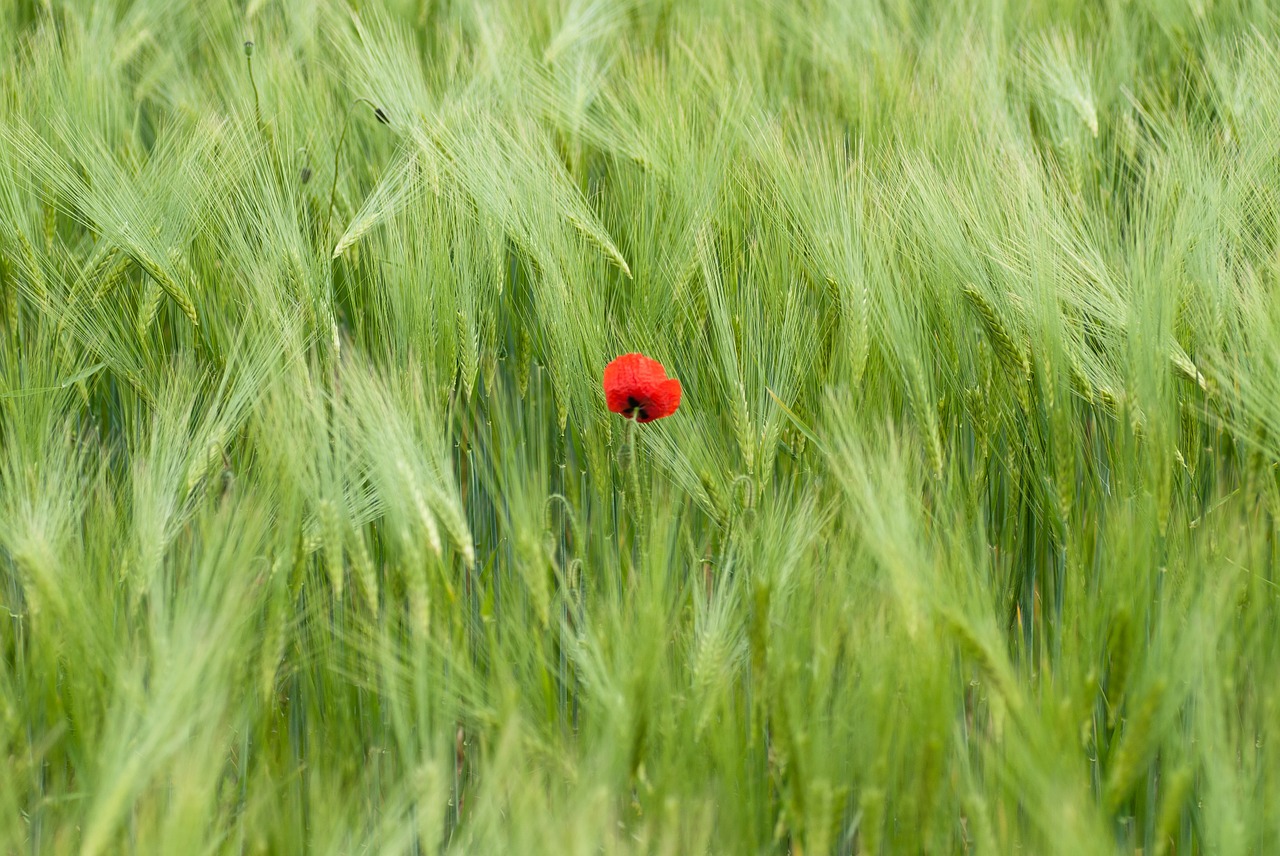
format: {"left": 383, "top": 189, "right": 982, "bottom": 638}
{"left": 325, "top": 98, "right": 384, "bottom": 241}
{"left": 245, "top": 43, "right": 262, "bottom": 129}
{"left": 627, "top": 416, "right": 642, "bottom": 530}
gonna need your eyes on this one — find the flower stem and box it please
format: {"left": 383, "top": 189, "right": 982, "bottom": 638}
{"left": 627, "top": 417, "right": 644, "bottom": 536}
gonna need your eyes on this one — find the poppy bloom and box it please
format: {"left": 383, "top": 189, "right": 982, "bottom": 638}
{"left": 603, "top": 353, "right": 682, "bottom": 423}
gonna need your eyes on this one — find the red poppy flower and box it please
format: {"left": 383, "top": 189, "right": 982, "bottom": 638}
{"left": 603, "top": 353, "right": 682, "bottom": 423}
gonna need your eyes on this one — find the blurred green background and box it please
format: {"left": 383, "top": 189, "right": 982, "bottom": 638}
{"left": 2, "top": 0, "right": 1279, "bottom": 852}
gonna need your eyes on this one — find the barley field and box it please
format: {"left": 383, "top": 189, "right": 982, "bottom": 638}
{"left": 2, "top": 0, "right": 1279, "bottom": 853}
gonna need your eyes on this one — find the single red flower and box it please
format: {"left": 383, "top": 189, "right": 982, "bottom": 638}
{"left": 603, "top": 353, "right": 682, "bottom": 423}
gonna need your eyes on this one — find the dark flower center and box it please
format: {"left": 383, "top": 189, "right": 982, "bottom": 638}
{"left": 626, "top": 396, "right": 648, "bottom": 421}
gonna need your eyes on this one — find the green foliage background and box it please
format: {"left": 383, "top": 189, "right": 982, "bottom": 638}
{"left": 2, "top": 0, "right": 1279, "bottom": 852}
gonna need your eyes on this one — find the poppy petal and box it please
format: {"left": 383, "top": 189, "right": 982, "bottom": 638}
{"left": 642, "top": 378, "right": 681, "bottom": 421}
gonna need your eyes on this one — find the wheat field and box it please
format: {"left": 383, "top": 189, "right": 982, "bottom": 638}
{"left": 2, "top": 0, "right": 1279, "bottom": 853}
